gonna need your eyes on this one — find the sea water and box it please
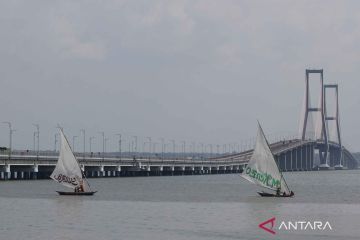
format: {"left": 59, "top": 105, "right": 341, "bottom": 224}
{"left": 0, "top": 170, "right": 360, "bottom": 240}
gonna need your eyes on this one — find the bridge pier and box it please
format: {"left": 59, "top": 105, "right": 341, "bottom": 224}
{"left": 318, "top": 145, "right": 330, "bottom": 170}
{"left": 0, "top": 165, "right": 8, "bottom": 180}
{"left": 295, "top": 147, "right": 299, "bottom": 171}
{"left": 331, "top": 147, "right": 343, "bottom": 170}
{"left": 275, "top": 156, "right": 280, "bottom": 169}
{"left": 292, "top": 150, "right": 297, "bottom": 171}
{"left": 289, "top": 151, "right": 293, "bottom": 171}
{"left": 300, "top": 146, "right": 304, "bottom": 171}
{"left": 303, "top": 145, "right": 308, "bottom": 171}
{"left": 310, "top": 145, "right": 314, "bottom": 170}
{"left": 279, "top": 154, "right": 286, "bottom": 172}
{"left": 174, "top": 166, "right": 185, "bottom": 175}
{"left": 286, "top": 151, "right": 291, "bottom": 172}
{"left": 184, "top": 166, "right": 194, "bottom": 175}
{"left": 5, "top": 165, "right": 10, "bottom": 180}
{"left": 99, "top": 166, "right": 105, "bottom": 177}
{"left": 304, "top": 146, "right": 308, "bottom": 171}
{"left": 282, "top": 153, "right": 286, "bottom": 172}
{"left": 211, "top": 166, "right": 219, "bottom": 174}
{"left": 32, "top": 165, "right": 38, "bottom": 180}
{"left": 7, "top": 165, "right": 33, "bottom": 180}
{"left": 170, "top": 166, "right": 175, "bottom": 176}
{"left": 203, "top": 166, "right": 210, "bottom": 174}
{"left": 194, "top": 166, "right": 203, "bottom": 174}
{"left": 154, "top": 166, "right": 163, "bottom": 176}
{"left": 116, "top": 166, "right": 122, "bottom": 177}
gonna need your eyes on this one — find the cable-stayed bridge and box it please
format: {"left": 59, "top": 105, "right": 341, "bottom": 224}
{"left": 216, "top": 69, "right": 358, "bottom": 171}
{"left": 0, "top": 69, "right": 358, "bottom": 180}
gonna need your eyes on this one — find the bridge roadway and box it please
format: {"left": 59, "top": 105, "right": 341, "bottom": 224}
{"left": 0, "top": 139, "right": 357, "bottom": 180}
{"left": 0, "top": 153, "right": 244, "bottom": 180}
{"left": 214, "top": 139, "right": 358, "bottom": 171}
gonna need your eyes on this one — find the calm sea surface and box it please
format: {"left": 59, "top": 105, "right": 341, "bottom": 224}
{"left": 1, "top": 170, "right": 360, "bottom": 240}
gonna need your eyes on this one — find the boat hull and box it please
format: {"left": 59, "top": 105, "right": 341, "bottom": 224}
{"left": 257, "top": 191, "right": 294, "bottom": 198}
{"left": 56, "top": 191, "right": 97, "bottom": 196}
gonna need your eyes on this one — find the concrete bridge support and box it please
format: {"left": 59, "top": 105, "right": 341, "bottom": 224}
{"left": 328, "top": 147, "right": 342, "bottom": 169}
{"left": 103, "top": 166, "right": 117, "bottom": 177}
{"left": 295, "top": 148, "right": 301, "bottom": 171}
{"left": 211, "top": 166, "right": 219, "bottom": 174}
{"left": 278, "top": 154, "right": 285, "bottom": 172}
{"left": 317, "top": 145, "right": 330, "bottom": 170}
{"left": 303, "top": 146, "right": 308, "bottom": 171}
{"left": 99, "top": 166, "right": 105, "bottom": 177}
{"left": 203, "top": 166, "right": 210, "bottom": 174}
{"left": 84, "top": 166, "right": 104, "bottom": 178}
{"left": 310, "top": 145, "right": 314, "bottom": 170}
{"left": 116, "top": 166, "right": 122, "bottom": 177}
{"left": 233, "top": 165, "right": 241, "bottom": 173}
{"left": 300, "top": 146, "right": 305, "bottom": 171}
{"left": 0, "top": 165, "right": 11, "bottom": 180}
{"left": 285, "top": 151, "right": 292, "bottom": 172}
{"left": 303, "top": 145, "right": 309, "bottom": 170}
{"left": 193, "top": 166, "right": 202, "bottom": 174}
{"left": 291, "top": 150, "right": 296, "bottom": 171}
{"left": 37, "top": 165, "right": 55, "bottom": 179}
{"left": 219, "top": 166, "right": 226, "bottom": 174}
{"left": 226, "top": 165, "right": 233, "bottom": 173}
{"left": 184, "top": 166, "right": 194, "bottom": 175}
{"left": 174, "top": 166, "right": 185, "bottom": 175}
{"left": 32, "top": 165, "right": 38, "bottom": 179}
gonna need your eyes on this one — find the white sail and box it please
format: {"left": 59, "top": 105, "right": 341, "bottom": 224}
{"left": 50, "top": 130, "right": 90, "bottom": 191}
{"left": 241, "top": 123, "right": 290, "bottom": 194}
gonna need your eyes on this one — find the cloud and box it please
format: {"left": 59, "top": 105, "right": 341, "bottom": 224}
{"left": 54, "top": 17, "right": 107, "bottom": 61}
{"left": 2, "top": 0, "right": 360, "bottom": 150}
{"left": 140, "top": 1, "right": 194, "bottom": 35}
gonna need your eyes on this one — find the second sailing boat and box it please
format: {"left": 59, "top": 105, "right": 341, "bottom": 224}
{"left": 240, "top": 122, "right": 294, "bottom": 197}
{"left": 50, "top": 128, "right": 96, "bottom": 196}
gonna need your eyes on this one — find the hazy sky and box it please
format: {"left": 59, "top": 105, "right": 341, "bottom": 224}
{"left": 1, "top": 0, "right": 360, "bottom": 152}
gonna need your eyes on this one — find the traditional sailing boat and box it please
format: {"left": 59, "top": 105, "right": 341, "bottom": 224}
{"left": 240, "top": 122, "right": 294, "bottom": 197}
{"left": 50, "top": 128, "right": 96, "bottom": 196}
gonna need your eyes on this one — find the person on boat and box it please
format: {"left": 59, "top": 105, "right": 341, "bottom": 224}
{"left": 276, "top": 187, "right": 281, "bottom": 196}
{"left": 78, "top": 179, "right": 84, "bottom": 192}
{"left": 289, "top": 191, "right": 295, "bottom": 197}
{"left": 74, "top": 180, "right": 84, "bottom": 193}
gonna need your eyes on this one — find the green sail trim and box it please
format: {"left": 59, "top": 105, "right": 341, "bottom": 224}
{"left": 244, "top": 166, "right": 281, "bottom": 189}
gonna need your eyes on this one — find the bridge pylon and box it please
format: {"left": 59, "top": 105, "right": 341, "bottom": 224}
{"left": 324, "top": 84, "right": 343, "bottom": 169}
{"left": 301, "top": 69, "right": 329, "bottom": 169}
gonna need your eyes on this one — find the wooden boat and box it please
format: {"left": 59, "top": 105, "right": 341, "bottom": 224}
{"left": 57, "top": 191, "right": 97, "bottom": 196}
{"left": 240, "top": 122, "right": 294, "bottom": 197}
{"left": 257, "top": 191, "right": 294, "bottom": 198}
{"left": 50, "top": 127, "right": 96, "bottom": 196}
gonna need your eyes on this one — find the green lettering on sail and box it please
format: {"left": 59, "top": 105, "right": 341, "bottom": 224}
{"left": 244, "top": 166, "right": 281, "bottom": 188}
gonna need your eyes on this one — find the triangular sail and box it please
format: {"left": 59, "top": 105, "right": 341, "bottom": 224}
{"left": 241, "top": 122, "right": 290, "bottom": 194}
{"left": 50, "top": 130, "right": 91, "bottom": 191}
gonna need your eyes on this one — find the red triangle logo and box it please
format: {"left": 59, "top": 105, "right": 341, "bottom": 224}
{"left": 259, "top": 217, "right": 276, "bottom": 235}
